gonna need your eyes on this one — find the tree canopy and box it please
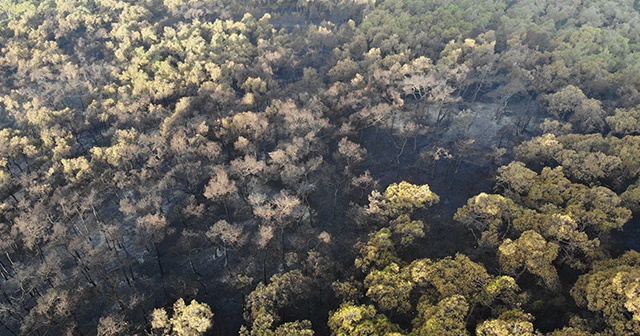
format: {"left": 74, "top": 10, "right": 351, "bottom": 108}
{"left": 0, "top": 0, "right": 638, "bottom": 334}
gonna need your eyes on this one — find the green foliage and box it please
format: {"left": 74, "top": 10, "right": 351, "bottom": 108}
{"left": 549, "top": 27, "right": 631, "bottom": 97}
{"left": 499, "top": 230, "right": 560, "bottom": 290}
{"left": 328, "top": 302, "right": 401, "bottom": 336}
{"left": 244, "top": 270, "right": 311, "bottom": 331}
{"left": 496, "top": 159, "right": 631, "bottom": 236}
{"left": 368, "top": 181, "right": 439, "bottom": 218}
{"left": 621, "top": 179, "right": 640, "bottom": 212}
{"left": 454, "top": 193, "right": 522, "bottom": 248}
{"left": 571, "top": 251, "right": 640, "bottom": 334}
{"left": 412, "top": 295, "right": 469, "bottom": 336}
{"left": 410, "top": 254, "right": 491, "bottom": 302}
{"left": 354, "top": 228, "right": 400, "bottom": 273}
{"left": 544, "top": 85, "right": 605, "bottom": 133}
{"left": 2, "top": 0, "right": 640, "bottom": 334}
{"left": 475, "top": 309, "right": 536, "bottom": 336}
{"left": 332, "top": 279, "right": 363, "bottom": 303}
{"left": 391, "top": 214, "right": 425, "bottom": 246}
{"left": 151, "top": 298, "right": 214, "bottom": 336}
{"left": 495, "top": 162, "right": 538, "bottom": 197}
{"left": 517, "top": 133, "right": 640, "bottom": 189}
{"left": 364, "top": 263, "right": 413, "bottom": 314}
{"left": 480, "top": 275, "right": 521, "bottom": 308}
{"left": 360, "top": 0, "right": 505, "bottom": 58}
{"left": 273, "top": 320, "right": 315, "bottom": 336}
{"left": 607, "top": 105, "right": 640, "bottom": 136}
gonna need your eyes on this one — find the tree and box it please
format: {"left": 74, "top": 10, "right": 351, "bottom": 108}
{"left": 409, "top": 254, "right": 492, "bottom": 304}
{"left": 523, "top": 166, "right": 579, "bottom": 209}
{"left": 445, "top": 33, "right": 499, "bottom": 103}
{"left": 19, "top": 286, "right": 81, "bottom": 336}
{"left": 217, "top": 111, "right": 270, "bottom": 154}
{"left": 412, "top": 295, "right": 469, "bottom": 336}
{"left": 498, "top": 230, "right": 560, "bottom": 290}
{"left": 466, "top": 158, "right": 628, "bottom": 271}
{"left": 611, "top": 135, "right": 640, "bottom": 184}
{"left": 607, "top": 105, "right": 640, "bottom": 135}
{"left": 514, "top": 134, "right": 563, "bottom": 168}
{"left": 11, "top": 200, "right": 54, "bottom": 258}
{"left": 134, "top": 213, "right": 174, "bottom": 277}
{"left": 556, "top": 149, "right": 622, "bottom": 186}
{"left": 621, "top": 179, "right": 640, "bottom": 212}
{"left": 206, "top": 219, "right": 246, "bottom": 267}
{"left": 515, "top": 133, "right": 640, "bottom": 192}
{"left": 549, "top": 26, "right": 629, "bottom": 97}
{"left": 3, "top": 0, "right": 640, "bottom": 334}
{"left": 328, "top": 58, "right": 360, "bottom": 83}
{"left": 367, "top": 181, "right": 439, "bottom": 218}
{"left": 60, "top": 156, "right": 92, "bottom": 182}
{"left": 334, "top": 137, "right": 367, "bottom": 175}
{"left": 253, "top": 189, "right": 308, "bottom": 269}
{"left": 203, "top": 165, "right": 237, "bottom": 201}
{"left": 544, "top": 85, "right": 605, "bottom": 133}
{"left": 522, "top": 213, "right": 600, "bottom": 270}
{"left": 328, "top": 302, "right": 401, "bottom": 336}
{"left": 478, "top": 276, "right": 522, "bottom": 311}
{"left": 97, "top": 314, "right": 130, "bottom": 336}
{"left": 243, "top": 270, "right": 312, "bottom": 334}
{"left": 565, "top": 185, "right": 631, "bottom": 235}
{"left": 475, "top": 309, "right": 536, "bottom": 336}
{"left": 203, "top": 165, "right": 239, "bottom": 220}
{"left": 91, "top": 128, "right": 145, "bottom": 169}
{"left": 495, "top": 162, "right": 540, "bottom": 199}
{"left": 364, "top": 262, "right": 413, "bottom": 314}
{"left": 570, "top": 251, "right": 640, "bottom": 334}
{"left": 534, "top": 60, "right": 572, "bottom": 94}
{"left": 273, "top": 320, "right": 315, "bottom": 336}
{"left": 151, "top": 298, "right": 214, "bottom": 336}
{"left": 391, "top": 214, "right": 425, "bottom": 246}
{"left": 354, "top": 228, "right": 399, "bottom": 273}
{"left": 399, "top": 56, "right": 463, "bottom": 126}
{"left": 454, "top": 193, "right": 522, "bottom": 248}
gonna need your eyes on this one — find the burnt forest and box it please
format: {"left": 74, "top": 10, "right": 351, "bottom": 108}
{"left": 1, "top": 0, "right": 640, "bottom": 335}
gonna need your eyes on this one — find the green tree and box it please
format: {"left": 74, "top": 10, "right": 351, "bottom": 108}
{"left": 475, "top": 309, "right": 536, "bottom": 336}
{"left": 571, "top": 251, "right": 640, "bottom": 334}
{"left": 367, "top": 181, "right": 439, "bottom": 218}
{"left": 514, "top": 134, "right": 563, "bottom": 168}
{"left": 621, "top": 179, "right": 640, "bottom": 212}
{"left": 243, "top": 270, "right": 312, "bottom": 334}
{"left": 273, "top": 320, "right": 315, "bottom": 336}
{"left": 544, "top": 85, "right": 605, "bottom": 133}
{"left": 409, "top": 254, "right": 492, "bottom": 302}
{"left": 391, "top": 214, "right": 426, "bottom": 246}
{"left": 364, "top": 263, "right": 413, "bottom": 314}
{"left": 151, "top": 298, "right": 214, "bottom": 336}
{"left": 498, "top": 230, "right": 560, "bottom": 290}
{"left": 354, "top": 228, "right": 400, "bottom": 273}
{"left": 607, "top": 105, "right": 640, "bottom": 135}
{"left": 454, "top": 193, "right": 522, "bottom": 248}
{"left": 412, "top": 295, "right": 469, "bottom": 336}
{"left": 328, "top": 302, "right": 401, "bottom": 336}
{"left": 549, "top": 26, "right": 630, "bottom": 97}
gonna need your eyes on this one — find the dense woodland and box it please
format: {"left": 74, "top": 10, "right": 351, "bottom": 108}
{"left": 1, "top": 0, "right": 640, "bottom": 334}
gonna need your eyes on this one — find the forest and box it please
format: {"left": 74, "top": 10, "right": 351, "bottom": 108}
{"left": 1, "top": 0, "right": 640, "bottom": 334}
